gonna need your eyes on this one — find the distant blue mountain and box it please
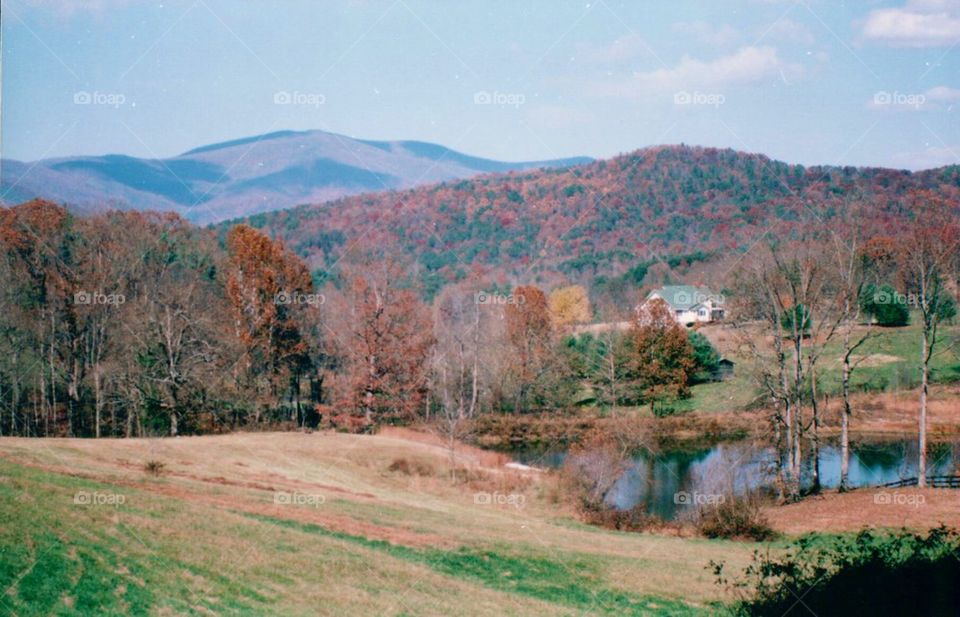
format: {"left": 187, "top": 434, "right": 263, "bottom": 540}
{"left": 0, "top": 130, "right": 591, "bottom": 223}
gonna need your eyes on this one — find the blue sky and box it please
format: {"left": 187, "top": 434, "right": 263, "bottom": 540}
{"left": 1, "top": 0, "right": 958, "bottom": 169}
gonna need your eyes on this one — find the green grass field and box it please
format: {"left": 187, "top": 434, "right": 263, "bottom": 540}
{"left": 0, "top": 433, "right": 762, "bottom": 616}
{"left": 674, "top": 319, "right": 960, "bottom": 415}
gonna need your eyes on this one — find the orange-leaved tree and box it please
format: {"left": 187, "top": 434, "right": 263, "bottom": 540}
{"left": 333, "top": 263, "right": 434, "bottom": 428}
{"left": 225, "top": 224, "right": 313, "bottom": 421}
{"left": 625, "top": 298, "right": 696, "bottom": 412}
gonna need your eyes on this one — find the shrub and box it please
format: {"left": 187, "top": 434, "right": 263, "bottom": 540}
{"left": 696, "top": 494, "right": 776, "bottom": 541}
{"left": 143, "top": 460, "right": 166, "bottom": 476}
{"left": 688, "top": 330, "right": 720, "bottom": 379}
{"left": 387, "top": 457, "right": 435, "bottom": 476}
{"left": 860, "top": 283, "right": 909, "bottom": 327}
{"left": 580, "top": 502, "right": 662, "bottom": 532}
{"left": 780, "top": 304, "right": 811, "bottom": 335}
{"left": 713, "top": 526, "right": 960, "bottom": 616}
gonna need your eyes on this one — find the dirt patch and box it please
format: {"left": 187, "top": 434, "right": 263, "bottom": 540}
{"left": 764, "top": 488, "right": 960, "bottom": 534}
{"left": 846, "top": 353, "right": 901, "bottom": 367}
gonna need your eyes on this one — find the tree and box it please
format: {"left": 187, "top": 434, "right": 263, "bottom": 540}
{"left": 504, "top": 285, "right": 554, "bottom": 411}
{"left": 124, "top": 214, "right": 229, "bottom": 436}
{"left": 430, "top": 281, "right": 487, "bottom": 471}
{"left": 828, "top": 214, "right": 877, "bottom": 491}
{"left": 896, "top": 191, "right": 960, "bottom": 487}
{"left": 688, "top": 331, "right": 720, "bottom": 380}
{"left": 548, "top": 285, "right": 592, "bottom": 327}
{"left": 623, "top": 298, "right": 696, "bottom": 411}
{"left": 860, "top": 283, "right": 909, "bottom": 327}
{"left": 332, "top": 261, "right": 434, "bottom": 427}
{"left": 225, "top": 224, "right": 314, "bottom": 424}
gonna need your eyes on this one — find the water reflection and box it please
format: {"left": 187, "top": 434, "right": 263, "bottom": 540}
{"left": 513, "top": 438, "right": 958, "bottom": 520}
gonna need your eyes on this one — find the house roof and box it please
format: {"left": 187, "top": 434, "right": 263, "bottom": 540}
{"left": 646, "top": 285, "right": 721, "bottom": 311}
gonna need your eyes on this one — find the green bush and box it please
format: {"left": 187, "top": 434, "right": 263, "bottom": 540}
{"left": 860, "top": 283, "right": 909, "bottom": 327}
{"left": 713, "top": 526, "right": 960, "bottom": 616}
{"left": 780, "top": 304, "right": 811, "bottom": 335}
{"left": 688, "top": 330, "right": 720, "bottom": 381}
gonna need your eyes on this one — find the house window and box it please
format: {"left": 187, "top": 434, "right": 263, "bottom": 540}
{"left": 698, "top": 309, "right": 707, "bottom": 317}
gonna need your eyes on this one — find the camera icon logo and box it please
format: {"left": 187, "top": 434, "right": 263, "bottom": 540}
{"left": 474, "top": 492, "right": 492, "bottom": 505}
{"left": 673, "top": 491, "right": 691, "bottom": 505}
{"left": 473, "top": 91, "right": 492, "bottom": 105}
{"left": 274, "top": 291, "right": 292, "bottom": 305}
{"left": 73, "top": 91, "right": 92, "bottom": 105}
{"left": 873, "top": 91, "right": 891, "bottom": 106}
{"left": 74, "top": 291, "right": 92, "bottom": 305}
{"left": 673, "top": 91, "right": 691, "bottom": 105}
{"left": 273, "top": 91, "right": 291, "bottom": 105}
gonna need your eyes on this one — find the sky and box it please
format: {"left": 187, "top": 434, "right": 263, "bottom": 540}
{"left": 1, "top": 0, "right": 958, "bottom": 170}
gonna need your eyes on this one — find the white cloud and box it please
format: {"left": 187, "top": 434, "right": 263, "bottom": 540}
{"left": 925, "top": 85, "right": 960, "bottom": 101}
{"left": 672, "top": 21, "right": 740, "bottom": 47}
{"left": 861, "top": 0, "right": 960, "bottom": 47}
{"left": 588, "top": 46, "right": 794, "bottom": 98}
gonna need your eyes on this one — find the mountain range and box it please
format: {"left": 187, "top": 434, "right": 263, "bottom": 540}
{"left": 0, "top": 130, "right": 590, "bottom": 224}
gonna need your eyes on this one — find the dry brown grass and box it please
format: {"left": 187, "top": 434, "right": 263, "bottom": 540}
{"left": 764, "top": 488, "right": 960, "bottom": 534}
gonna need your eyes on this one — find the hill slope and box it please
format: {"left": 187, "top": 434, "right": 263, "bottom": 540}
{"left": 0, "top": 130, "right": 590, "bottom": 224}
{"left": 0, "top": 431, "right": 748, "bottom": 615}
{"left": 237, "top": 145, "right": 960, "bottom": 301}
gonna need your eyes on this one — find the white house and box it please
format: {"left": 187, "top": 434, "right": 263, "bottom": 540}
{"left": 642, "top": 285, "right": 725, "bottom": 326}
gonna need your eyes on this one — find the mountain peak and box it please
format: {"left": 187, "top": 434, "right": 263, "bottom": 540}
{"left": 1, "top": 132, "right": 591, "bottom": 224}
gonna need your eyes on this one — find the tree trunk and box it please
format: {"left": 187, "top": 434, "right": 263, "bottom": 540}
{"left": 810, "top": 362, "right": 821, "bottom": 494}
{"left": 918, "top": 326, "right": 929, "bottom": 488}
{"left": 840, "top": 329, "right": 852, "bottom": 491}
{"left": 94, "top": 363, "right": 102, "bottom": 438}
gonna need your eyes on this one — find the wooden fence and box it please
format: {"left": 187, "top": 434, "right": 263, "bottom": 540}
{"left": 878, "top": 476, "right": 960, "bottom": 489}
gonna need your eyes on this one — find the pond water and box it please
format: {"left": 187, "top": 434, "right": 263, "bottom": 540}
{"left": 512, "top": 438, "right": 960, "bottom": 520}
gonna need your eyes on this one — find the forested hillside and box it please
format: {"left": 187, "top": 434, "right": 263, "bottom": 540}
{"left": 238, "top": 145, "right": 960, "bottom": 308}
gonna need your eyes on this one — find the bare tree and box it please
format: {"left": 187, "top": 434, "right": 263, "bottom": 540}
{"left": 897, "top": 192, "right": 960, "bottom": 487}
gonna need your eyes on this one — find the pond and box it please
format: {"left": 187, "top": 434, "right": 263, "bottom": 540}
{"left": 512, "top": 438, "right": 960, "bottom": 520}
